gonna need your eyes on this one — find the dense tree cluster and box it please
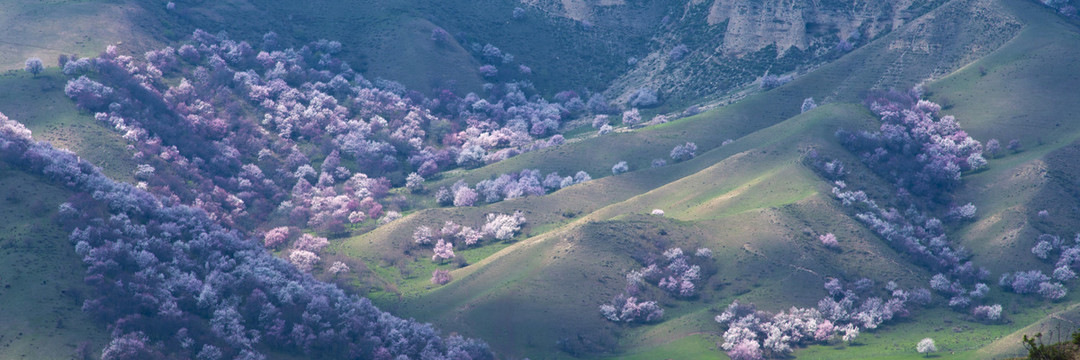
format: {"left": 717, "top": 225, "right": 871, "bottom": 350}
{"left": 61, "top": 30, "right": 580, "bottom": 237}
{"left": 670, "top": 142, "right": 697, "bottom": 162}
{"left": 0, "top": 112, "right": 492, "bottom": 360}
{"left": 814, "top": 88, "right": 1080, "bottom": 328}
{"left": 820, "top": 94, "right": 992, "bottom": 309}
{"left": 436, "top": 168, "right": 591, "bottom": 207}
{"left": 928, "top": 273, "right": 990, "bottom": 309}
{"left": 481, "top": 211, "right": 527, "bottom": 241}
{"left": 716, "top": 278, "right": 931, "bottom": 359}
{"left": 600, "top": 247, "right": 714, "bottom": 323}
{"left": 432, "top": 239, "right": 456, "bottom": 261}
{"left": 413, "top": 213, "right": 523, "bottom": 261}
{"left": 971, "top": 304, "right": 1002, "bottom": 322}
{"left": 830, "top": 183, "right": 990, "bottom": 302}
{"left": 837, "top": 90, "right": 984, "bottom": 200}
{"left": 1002, "top": 232, "right": 1080, "bottom": 300}
{"left": 598, "top": 297, "right": 664, "bottom": 323}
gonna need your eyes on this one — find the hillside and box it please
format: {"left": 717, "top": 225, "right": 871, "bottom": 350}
{"left": 336, "top": 0, "right": 1080, "bottom": 358}
{"left": 0, "top": 0, "right": 160, "bottom": 71}
{"left": 0, "top": 0, "right": 962, "bottom": 103}
{"left": 0, "top": 0, "right": 1078, "bottom": 359}
{"left": 0, "top": 164, "right": 107, "bottom": 360}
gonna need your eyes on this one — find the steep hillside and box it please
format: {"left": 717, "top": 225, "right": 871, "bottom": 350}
{"left": 0, "top": 0, "right": 976, "bottom": 107}
{"left": 0, "top": 164, "right": 107, "bottom": 359}
{"left": 926, "top": 0, "right": 1080, "bottom": 276}
{"left": 526, "top": 0, "right": 958, "bottom": 106}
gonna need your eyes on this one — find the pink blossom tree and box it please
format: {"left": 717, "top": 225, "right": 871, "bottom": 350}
{"left": 294, "top": 233, "right": 329, "bottom": 253}
{"left": 328, "top": 261, "right": 350, "bottom": 276}
{"left": 819, "top": 233, "right": 838, "bottom": 248}
{"left": 483, "top": 211, "right": 526, "bottom": 240}
{"left": 263, "top": 226, "right": 291, "bottom": 249}
{"left": 431, "top": 269, "right": 452, "bottom": 285}
{"left": 432, "top": 239, "right": 455, "bottom": 261}
{"left": 728, "top": 339, "right": 763, "bottom": 360}
{"left": 453, "top": 187, "right": 478, "bottom": 207}
{"left": 414, "top": 226, "right": 436, "bottom": 245}
{"left": 289, "top": 250, "right": 320, "bottom": 272}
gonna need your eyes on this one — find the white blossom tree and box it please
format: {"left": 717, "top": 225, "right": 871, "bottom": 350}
{"left": 917, "top": 338, "right": 936, "bottom": 357}
{"left": 24, "top": 57, "right": 43, "bottom": 77}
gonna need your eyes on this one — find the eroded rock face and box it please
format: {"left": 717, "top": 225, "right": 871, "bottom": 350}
{"left": 705, "top": 0, "right": 921, "bottom": 56}
{"left": 526, "top": 0, "right": 921, "bottom": 56}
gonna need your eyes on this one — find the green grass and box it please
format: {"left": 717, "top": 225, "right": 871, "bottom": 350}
{"left": 343, "top": 105, "right": 936, "bottom": 358}
{"left": 0, "top": 163, "right": 107, "bottom": 359}
{"left": 1, "top": 0, "right": 1077, "bottom": 359}
{"left": 797, "top": 292, "right": 1080, "bottom": 360}
{"left": 926, "top": 0, "right": 1080, "bottom": 149}
{"left": 598, "top": 332, "right": 725, "bottom": 360}
{"left": 0, "top": 69, "right": 136, "bottom": 181}
{"left": 974, "top": 301, "right": 1080, "bottom": 359}
{"left": 922, "top": 0, "right": 1080, "bottom": 274}
{"left": 0, "top": 0, "right": 161, "bottom": 71}
{"left": 327, "top": 1, "right": 1080, "bottom": 358}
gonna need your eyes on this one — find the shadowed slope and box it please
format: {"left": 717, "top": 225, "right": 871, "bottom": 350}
{"left": 0, "top": 164, "right": 107, "bottom": 359}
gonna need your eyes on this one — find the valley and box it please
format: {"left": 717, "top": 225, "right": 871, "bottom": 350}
{"left": 1, "top": 0, "right": 1079, "bottom": 359}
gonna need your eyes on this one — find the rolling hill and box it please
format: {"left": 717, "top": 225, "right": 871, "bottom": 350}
{"left": 0, "top": 0, "right": 1079, "bottom": 358}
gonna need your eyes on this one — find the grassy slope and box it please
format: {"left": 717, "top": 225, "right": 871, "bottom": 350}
{"left": 0, "top": 65, "right": 138, "bottom": 358}
{"left": 0, "top": 163, "right": 107, "bottom": 359}
{"left": 928, "top": 0, "right": 1080, "bottom": 274}
{"left": 0, "top": 0, "right": 160, "bottom": 71}
{"left": 0, "top": 68, "right": 136, "bottom": 181}
{"left": 332, "top": 0, "right": 1080, "bottom": 358}
{"left": 343, "top": 105, "right": 940, "bottom": 359}
{"left": 798, "top": 0, "right": 1080, "bottom": 358}
{"left": 975, "top": 302, "right": 1080, "bottom": 359}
